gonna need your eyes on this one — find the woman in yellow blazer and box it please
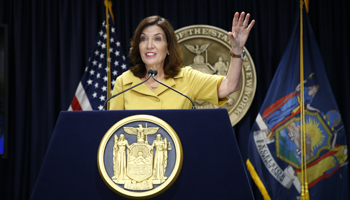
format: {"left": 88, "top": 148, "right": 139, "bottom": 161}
{"left": 110, "top": 12, "right": 254, "bottom": 110}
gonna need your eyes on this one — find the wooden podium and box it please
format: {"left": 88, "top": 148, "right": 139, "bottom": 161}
{"left": 30, "top": 109, "right": 253, "bottom": 199}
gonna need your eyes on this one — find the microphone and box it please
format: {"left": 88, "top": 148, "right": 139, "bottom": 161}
{"left": 151, "top": 70, "right": 196, "bottom": 109}
{"left": 103, "top": 70, "right": 154, "bottom": 110}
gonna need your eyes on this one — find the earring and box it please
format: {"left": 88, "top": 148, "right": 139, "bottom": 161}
{"left": 167, "top": 52, "right": 169, "bottom": 55}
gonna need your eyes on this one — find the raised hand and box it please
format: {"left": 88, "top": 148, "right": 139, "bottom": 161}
{"left": 228, "top": 12, "right": 255, "bottom": 49}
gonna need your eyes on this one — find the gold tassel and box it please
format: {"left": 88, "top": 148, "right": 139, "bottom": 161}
{"left": 299, "top": 1, "right": 310, "bottom": 199}
{"left": 305, "top": 182, "right": 310, "bottom": 200}
{"left": 304, "top": 0, "right": 310, "bottom": 13}
{"left": 104, "top": 0, "right": 115, "bottom": 24}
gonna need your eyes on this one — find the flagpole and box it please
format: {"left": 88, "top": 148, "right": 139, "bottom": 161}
{"left": 104, "top": 0, "right": 113, "bottom": 110}
{"left": 299, "top": 1, "right": 304, "bottom": 198}
{"left": 300, "top": 0, "right": 310, "bottom": 197}
{"left": 300, "top": 1, "right": 310, "bottom": 200}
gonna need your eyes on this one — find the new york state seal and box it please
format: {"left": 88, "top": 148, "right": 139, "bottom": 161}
{"left": 97, "top": 115, "right": 183, "bottom": 199}
{"left": 175, "top": 25, "right": 257, "bottom": 126}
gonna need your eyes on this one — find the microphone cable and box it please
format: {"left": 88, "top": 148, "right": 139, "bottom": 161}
{"left": 151, "top": 70, "right": 196, "bottom": 109}
{"left": 103, "top": 70, "right": 155, "bottom": 110}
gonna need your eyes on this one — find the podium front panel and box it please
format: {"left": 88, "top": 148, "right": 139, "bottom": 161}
{"left": 31, "top": 109, "right": 253, "bottom": 200}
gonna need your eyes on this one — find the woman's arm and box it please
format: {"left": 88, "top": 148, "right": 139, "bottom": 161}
{"left": 218, "top": 12, "right": 255, "bottom": 98}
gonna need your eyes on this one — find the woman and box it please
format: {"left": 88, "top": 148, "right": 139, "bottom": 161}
{"left": 112, "top": 134, "right": 130, "bottom": 183}
{"left": 151, "top": 134, "right": 168, "bottom": 183}
{"left": 110, "top": 12, "right": 255, "bottom": 110}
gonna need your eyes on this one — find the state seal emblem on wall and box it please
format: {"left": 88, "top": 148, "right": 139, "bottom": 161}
{"left": 175, "top": 25, "right": 257, "bottom": 126}
{"left": 97, "top": 115, "right": 183, "bottom": 199}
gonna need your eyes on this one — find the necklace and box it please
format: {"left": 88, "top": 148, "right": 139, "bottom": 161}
{"left": 146, "top": 82, "right": 158, "bottom": 90}
{"left": 144, "top": 70, "right": 163, "bottom": 90}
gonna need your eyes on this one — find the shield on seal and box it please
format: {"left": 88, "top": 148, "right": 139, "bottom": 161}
{"left": 275, "top": 110, "right": 333, "bottom": 168}
{"left": 127, "top": 143, "right": 153, "bottom": 182}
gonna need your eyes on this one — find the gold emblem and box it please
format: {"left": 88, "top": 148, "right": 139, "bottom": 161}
{"left": 175, "top": 25, "right": 257, "bottom": 126}
{"left": 97, "top": 115, "right": 183, "bottom": 199}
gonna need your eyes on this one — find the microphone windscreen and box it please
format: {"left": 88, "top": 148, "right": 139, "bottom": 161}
{"left": 153, "top": 70, "right": 158, "bottom": 76}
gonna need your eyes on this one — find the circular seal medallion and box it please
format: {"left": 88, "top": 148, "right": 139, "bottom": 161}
{"left": 175, "top": 25, "right": 257, "bottom": 126}
{"left": 97, "top": 115, "right": 183, "bottom": 199}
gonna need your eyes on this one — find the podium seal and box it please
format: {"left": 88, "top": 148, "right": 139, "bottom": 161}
{"left": 97, "top": 115, "right": 183, "bottom": 199}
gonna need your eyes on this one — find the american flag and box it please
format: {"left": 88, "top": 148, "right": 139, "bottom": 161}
{"left": 69, "top": 18, "right": 128, "bottom": 111}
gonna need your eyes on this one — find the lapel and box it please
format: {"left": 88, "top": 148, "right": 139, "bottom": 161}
{"left": 155, "top": 68, "right": 184, "bottom": 95}
{"left": 123, "top": 72, "right": 155, "bottom": 97}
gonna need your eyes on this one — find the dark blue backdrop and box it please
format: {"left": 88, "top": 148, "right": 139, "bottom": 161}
{"left": 0, "top": 0, "right": 349, "bottom": 199}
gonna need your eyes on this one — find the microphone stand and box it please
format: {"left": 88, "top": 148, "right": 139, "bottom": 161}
{"left": 103, "top": 70, "right": 154, "bottom": 110}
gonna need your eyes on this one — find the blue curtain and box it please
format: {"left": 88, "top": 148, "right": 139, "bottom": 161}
{"left": 0, "top": 0, "right": 349, "bottom": 199}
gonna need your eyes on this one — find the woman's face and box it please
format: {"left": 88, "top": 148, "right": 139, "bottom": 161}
{"left": 139, "top": 25, "right": 169, "bottom": 69}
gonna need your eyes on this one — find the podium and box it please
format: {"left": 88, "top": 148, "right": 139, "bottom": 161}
{"left": 31, "top": 109, "right": 253, "bottom": 199}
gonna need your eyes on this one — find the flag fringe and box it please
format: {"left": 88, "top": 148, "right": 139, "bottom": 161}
{"left": 246, "top": 159, "right": 271, "bottom": 200}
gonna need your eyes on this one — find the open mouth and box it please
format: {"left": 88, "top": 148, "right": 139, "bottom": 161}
{"left": 146, "top": 53, "right": 156, "bottom": 56}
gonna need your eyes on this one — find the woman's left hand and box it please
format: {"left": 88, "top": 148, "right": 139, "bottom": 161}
{"left": 229, "top": 12, "right": 255, "bottom": 49}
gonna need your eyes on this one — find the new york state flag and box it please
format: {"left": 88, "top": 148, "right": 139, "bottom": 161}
{"left": 246, "top": 9, "right": 349, "bottom": 200}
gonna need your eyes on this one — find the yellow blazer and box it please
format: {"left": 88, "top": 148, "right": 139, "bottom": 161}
{"left": 109, "top": 66, "right": 228, "bottom": 110}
